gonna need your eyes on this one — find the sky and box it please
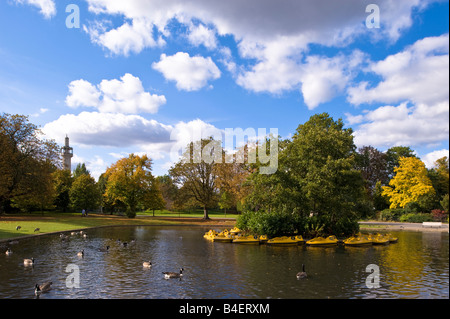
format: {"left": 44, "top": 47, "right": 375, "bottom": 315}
{"left": 0, "top": 0, "right": 448, "bottom": 180}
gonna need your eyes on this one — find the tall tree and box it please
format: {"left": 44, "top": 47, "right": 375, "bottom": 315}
{"left": 73, "top": 163, "right": 90, "bottom": 179}
{"left": 169, "top": 138, "right": 220, "bottom": 219}
{"left": 382, "top": 157, "right": 435, "bottom": 209}
{"left": 355, "top": 146, "right": 389, "bottom": 197}
{"left": 103, "top": 154, "right": 155, "bottom": 218}
{"left": 69, "top": 174, "right": 101, "bottom": 212}
{"left": 386, "top": 146, "right": 416, "bottom": 179}
{"left": 53, "top": 169, "right": 74, "bottom": 212}
{"left": 0, "top": 113, "right": 60, "bottom": 213}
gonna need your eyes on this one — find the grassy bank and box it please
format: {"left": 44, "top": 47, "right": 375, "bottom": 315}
{"left": 0, "top": 212, "right": 236, "bottom": 241}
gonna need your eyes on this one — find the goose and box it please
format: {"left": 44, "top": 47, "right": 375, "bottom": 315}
{"left": 16, "top": 226, "right": 21, "bottom": 231}
{"left": 77, "top": 250, "right": 84, "bottom": 257}
{"left": 163, "top": 268, "right": 184, "bottom": 279}
{"left": 296, "top": 264, "right": 307, "bottom": 279}
{"left": 35, "top": 282, "right": 52, "bottom": 295}
{"left": 24, "top": 258, "right": 35, "bottom": 266}
{"left": 98, "top": 246, "right": 110, "bottom": 252}
{"left": 34, "top": 228, "right": 40, "bottom": 232}
{"left": 5, "top": 248, "right": 12, "bottom": 256}
{"left": 83, "top": 234, "right": 88, "bottom": 238}
{"left": 143, "top": 261, "right": 152, "bottom": 268}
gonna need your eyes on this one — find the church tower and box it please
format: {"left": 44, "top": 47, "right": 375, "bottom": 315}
{"left": 62, "top": 135, "right": 73, "bottom": 171}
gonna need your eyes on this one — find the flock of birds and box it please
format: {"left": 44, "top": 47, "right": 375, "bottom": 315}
{"left": 4, "top": 226, "right": 186, "bottom": 296}
{"left": 5, "top": 225, "right": 309, "bottom": 296}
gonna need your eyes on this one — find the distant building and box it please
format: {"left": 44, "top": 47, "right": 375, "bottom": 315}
{"left": 62, "top": 135, "right": 73, "bottom": 171}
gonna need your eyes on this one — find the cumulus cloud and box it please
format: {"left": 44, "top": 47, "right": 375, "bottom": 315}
{"left": 14, "top": 0, "right": 56, "bottom": 19}
{"left": 187, "top": 23, "right": 218, "bottom": 50}
{"left": 347, "top": 34, "right": 449, "bottom": 150}
{"left": 348, "top": 34, "right": 449, "bottom": 106}
{"left": 152, "top": 52, "right": 221, "bottom": 91}
{"left": 65, "top": 73, "right": 166, "bottom": 114}
{"left": 422, "top": 149, "right": 450, "bottom": 169}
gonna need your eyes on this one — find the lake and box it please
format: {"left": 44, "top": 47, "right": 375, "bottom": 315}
{"left": 0, "top": 226, "right": 448, "bottom": 299}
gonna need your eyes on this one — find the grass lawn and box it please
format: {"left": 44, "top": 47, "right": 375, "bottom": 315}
{"left": 0, "top": 211, "right": 236, "bottom": 241}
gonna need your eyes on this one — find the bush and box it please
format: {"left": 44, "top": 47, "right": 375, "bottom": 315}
{"left": 399, "top": 213, "right": 433, "bottom": 223}
{"left": 431, "top": 209, "right": 447, "bottom": 222}
{"left": 236, "top": 210, "right": 305, "bottom": 238}
{"left": 380, "top": 208, "right": 404, "bottom": 221}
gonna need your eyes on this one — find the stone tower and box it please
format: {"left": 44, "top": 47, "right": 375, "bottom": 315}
{"left": 62, "top": 135, "right": 73, "bottom": 171}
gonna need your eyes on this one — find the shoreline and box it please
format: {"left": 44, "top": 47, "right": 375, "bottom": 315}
{"left": 359, "top": 221, "right": 449, "bottom": 232}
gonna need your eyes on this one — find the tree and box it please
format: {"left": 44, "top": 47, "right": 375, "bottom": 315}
{"left": 169, "top": 138, "right": 220, "bottom": 220}
{"left": 53, "top": 169, "right": 73, "bottom": 212}
{"left": 156, "top": 175, "right": 179, "bottom": 210}
{"left": 382, "top": 157, "right": 435, "bottom": 209}
{"left": 386, "top": 146, "right": 416, "bottom": 179}
{"left": 144, "top": 178, "right": 166, "bottom": 216}
{"left": 69, "top": 174, "right": 101, "bottom": 212}
{"left": 355, "top": 146, "right": 389, "bottom": 197}
{"left": 0, "top": 113, "right": 60, "bottom": 213}
{"left": 73, "top": 163, "right": 90, "bottom": 179}
{"left": 103, "top": 154, "right": 155, "bottom": 218}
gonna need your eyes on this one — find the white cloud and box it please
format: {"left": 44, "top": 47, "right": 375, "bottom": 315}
{"left": 422, "top": 149, "right": 450, "bottom": 169}
{"left": 42, "top": 112, "right": 173, "bottom": 147}
{"left": 152, "top": 52, "right": 221, "bottom": 91}
{"left": 65, "top": 73, "right": 166, "bottom": 114}
{"left": 351, "top": 101, "right": 449, "bottom": 149}
{"left": 14, "top": 0, "right": 56, "bottom": 19}
{"left": 188, "top": 23, "right": 217, "bottom": 49}
{"left": 348, "top": 34, "right": 449, "bottom": 106}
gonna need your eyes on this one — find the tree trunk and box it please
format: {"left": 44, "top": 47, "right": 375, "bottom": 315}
{"left": 203, "top": 206, "right": 210, "bottom": 220}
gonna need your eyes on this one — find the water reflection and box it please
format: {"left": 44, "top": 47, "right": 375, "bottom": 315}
{"left": 0, "top": 227, "right": 448, "bottom": 299}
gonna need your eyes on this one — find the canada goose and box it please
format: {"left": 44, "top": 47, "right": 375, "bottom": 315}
{"left": 71, "top": 232, "right": 77, "bottom": 236}
{"left": 5, "top": 248, "right": 12, "bottom": 256}
{"left": 98, "top": 246, "right": 110, "bottom": 252}
{"left": 122, "top": 242, "right": 128, "bottom": 247}
{"left": 83, "top": 234, "right": 88, "bottom": 238}
{"left": 34, "top": 228, "right": 40, "bottom": 232}
{"left": 143, "top": 261, "right": 152, "bottom": 268}
{"left": 35, "top": 282, "right": 52, "bottom": 295}
{"left": 163, "top": 268, "right": 184, "bottom": 279}
{"left": 24, "top": 258, "right": 35, "bottom": 266}
{"left": 16, "top": 226, "right": 21, "bottom": 230}
{"left": 77, "top": 250, "right": 84, "bottom": 257}
{"left": 296, "top": 264, "right": 307, "bottom": 279}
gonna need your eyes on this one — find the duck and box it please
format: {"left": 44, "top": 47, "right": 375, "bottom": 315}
{"left": 16, "top": 226, "right": 21, "bottom": 231}
{"left": 163, "top": 268, "right": 184, "bottom": 279}
{"left": 77, "top": 249, "right": 84, "bottom": 257}
{"left": 143, "top": 261, "right": 152, "bottom": 268}
{"left": 35, "top": 282, "right": 52, "bottom": 295}
{"left": 34, "top": 228, "right": 40, "bottom": 232}
{"left": 98, "top": 246, "right": 110, "bottom": 252}
{"left": 5, "top": 248, "right": 12, "bottom": 256}
{"left": 296, "top": 264, "right": 307, "bottom": 279}
{"left": 24, "top": 258, "right": 35, "bottom": 266}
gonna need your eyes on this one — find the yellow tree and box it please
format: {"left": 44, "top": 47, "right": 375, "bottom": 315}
{"left": 103, "top": 154, "right": 154, "bottom": 218}
{"left": 382, "top": 157, "right": 435, "bottom": 209}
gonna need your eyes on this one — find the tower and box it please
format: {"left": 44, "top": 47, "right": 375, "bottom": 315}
{"left": 62, "top": 135, "right": 73, "bottom": 171}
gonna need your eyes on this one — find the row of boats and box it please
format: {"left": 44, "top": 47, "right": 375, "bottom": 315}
{"left": 203, "top": 227, "right": 398, "bottom": 247}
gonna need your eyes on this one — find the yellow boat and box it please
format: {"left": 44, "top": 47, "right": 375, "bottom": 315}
{"left": 370, "top": 233, "right": 390, "bottom": 245}
{"left": 306, "top": 235, "right": 338, "bottom": 246}
{"left": 203, "top": 230, "right": 217, "bottom": 240}
{"left": 212, "top": 229, "right": 235, "bottom": 243}
{"left": 387, "top": 233, "right": 398, "bottom": 243}
{"left": 259, "top": 235, "right": 269, "bottom": 243}
{"left": 229, "top": 227, "right": 241, "bottom": 235}
{"left": 232, "top": 234, "right": 261, "bottom": 244}
{"left": 267, "top": 235, "right": 305, "bottom": 245}
{"left": 343, "top": 234, "right": 372, "bottom": 246}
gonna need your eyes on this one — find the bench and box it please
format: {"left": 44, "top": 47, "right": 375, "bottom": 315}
{"left": 422, "top": 222, "right": 442, "bottom": 228}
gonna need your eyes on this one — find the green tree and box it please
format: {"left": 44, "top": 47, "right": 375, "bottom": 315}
{"left": 144, "top": 178, "right": 166, "bottom": 216}
{"left": 53, "top": 169, "right": 73, "bottom": 212}
{"left": 73, "top": 163, "right": 90, "bottom": 179}
{"left": 355, "top": 146, "right": 389, "bottom": 197}
{"left": 386, "top": 146, "right": 416, "bottom": 179}
{"left": 169, "top": 138, "right": 220, "bottom": 220}
{"left": 103, "top": 154, "right": 155, "bottom": 218}
{"left": 69, "top": 174, "right": 101, "bottom": 212}
{"left": 0, "top": 113, "right": 60, "bottom": 214}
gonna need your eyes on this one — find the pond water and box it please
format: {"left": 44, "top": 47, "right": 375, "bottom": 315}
{"left": 0, "top": 226, "right": 448, "bottom": 299}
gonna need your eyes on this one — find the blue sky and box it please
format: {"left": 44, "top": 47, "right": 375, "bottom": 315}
{"left": 0, "top": 0, "right": 448, "bottom": 179}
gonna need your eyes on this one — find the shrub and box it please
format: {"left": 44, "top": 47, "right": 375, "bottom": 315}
{"left": 380, "top": 208, "right": 404, "bottom": 221}
{"left": 431, "top": 209, "right": 447, "bottom": 222}
{"left": 399, "top": 213, "right": 433, "bottom": 223}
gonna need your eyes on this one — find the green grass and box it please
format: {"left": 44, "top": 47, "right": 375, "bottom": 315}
{"left": 0, "top": 210, "right": 237, "bottom": 241}
{"left": 139, "top": 209, "right": 240, "bottom": 219}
